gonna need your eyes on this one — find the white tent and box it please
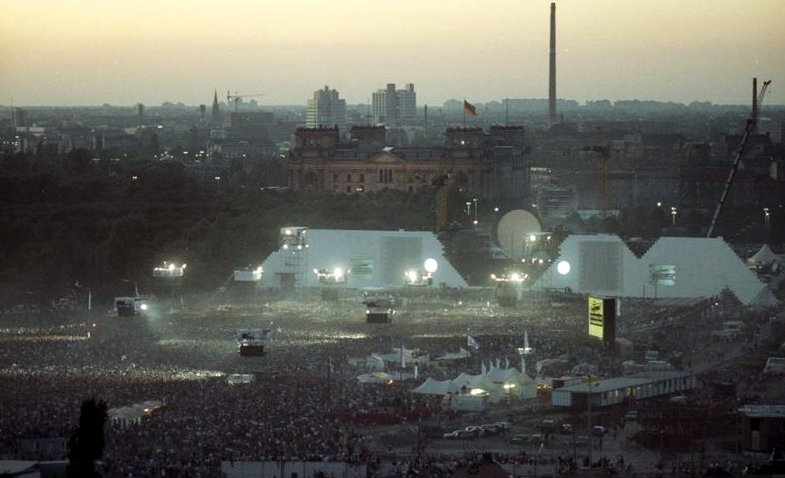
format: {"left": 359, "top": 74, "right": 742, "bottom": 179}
{"left": 108, "top": 406, "right": 143, "bottom": 429}
{"left": 483, "top": 367, "right": 537, "bottom": 401}
{"left": 411, "top": 368, "right": 536, "bottom": 402}
{"left": 748, "top": 245, "right": 781, "bottom": 270}
{"left": 450, "top": 391, "right": 489, "bottom": 411}
{"left": 448, "top": 372, "right": 485, "bottom": 394}
{"left": 411, "top": 377, "right": 452, "bottom": 395}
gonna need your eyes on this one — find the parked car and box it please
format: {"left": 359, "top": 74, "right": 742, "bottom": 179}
{"left": 495, "top": 421, "right": 512, "bottom": 431}
{"left": 537, "top": 419, "right": 558, "bottom": 432}
{"left": 510, "top": 434, "right": 529, "bottom": 444}
{"left": 560, "top": 423, "right": 573, "bottom": 434}
{"left": 479, "top": 423, "right": 502, "bottom": 434}
{"left": 625, "top": 410, "right": 638, "bottom": 421}
{"left": 443, "top": 430, "right": 460, "bottom": 439}
{"left": 592, "top": 425, "right": 607, "bottom": 436}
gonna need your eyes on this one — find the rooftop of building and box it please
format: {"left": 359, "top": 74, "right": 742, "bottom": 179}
{"left": 556, "top": 371, "right": 693, "bottom": 394}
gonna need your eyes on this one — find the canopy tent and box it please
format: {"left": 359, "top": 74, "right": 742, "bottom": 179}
{"left": 448, "top": 372, "right": 485, "bottom": 394}
{"left": 108, "top": 406, "right": 143, "bottom": 429}
{"left": 411, "top": 367, "right": 536, "bottom": 402}
{"left": 482, "top": 368, "right": 537, "bottom": 401}
{"left": 450, "top": 391, "right": 489, "bottom": 411}
{"left": 748, "top": 245, "right": 781, "bottom": 270}
{"left": 411, "top": 377, "right": 451, "bottom": 395}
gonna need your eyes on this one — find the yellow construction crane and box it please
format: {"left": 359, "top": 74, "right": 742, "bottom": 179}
{"left": 226, "top": 91, "right": 266, "bottom": 112}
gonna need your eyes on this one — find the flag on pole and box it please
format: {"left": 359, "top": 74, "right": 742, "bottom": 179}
{"left": 467, "top": 335, "right": 480, "bottom": 350}
{"left": 463, "top": 99, "right": 477, "bottom": 117}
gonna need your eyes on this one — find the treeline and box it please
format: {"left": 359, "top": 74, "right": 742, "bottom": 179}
{"left": 0, "top": 150, "right": 464, "bottom": 305}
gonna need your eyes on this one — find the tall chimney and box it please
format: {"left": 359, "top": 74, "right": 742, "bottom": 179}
{"left": 548, "top": 2, "right": 557, "bottom": 128}
{"left": 752, "top": 77, "right": 758, "bottom": 132}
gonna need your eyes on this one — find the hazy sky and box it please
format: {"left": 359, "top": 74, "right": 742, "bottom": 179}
{"left": 1, "top": 0, "right": 783, "bottom": 107}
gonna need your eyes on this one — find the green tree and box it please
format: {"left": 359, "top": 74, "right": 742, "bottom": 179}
{"left": 67, "top": 397, "right": 108, "bottom": 478}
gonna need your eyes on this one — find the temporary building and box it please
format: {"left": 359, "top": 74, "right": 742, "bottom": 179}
{"left": 534, "top": 235, "right": 767, "bottom": 305}
{"left": 260, "top": 229, "right": 467, "bottom": 289}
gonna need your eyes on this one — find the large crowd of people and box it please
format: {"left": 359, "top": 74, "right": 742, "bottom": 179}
{"left": 0, "top": 289, "right": 782, "bottom": 477}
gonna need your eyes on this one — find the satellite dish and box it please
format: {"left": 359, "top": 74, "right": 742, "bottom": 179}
{"left": 496, "top": 209, "right": 542, "bottom": 258}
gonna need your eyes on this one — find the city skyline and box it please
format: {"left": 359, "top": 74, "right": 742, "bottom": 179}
{"left": 1, "top": 0, "right": 784, "bottom": 107}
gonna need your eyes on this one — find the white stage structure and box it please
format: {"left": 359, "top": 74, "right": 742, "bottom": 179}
{"left": 260, "top": 229, "right": 467, "bottom": 289}
{"left": 533, "top": 235, "right": 768, "bottom": 305}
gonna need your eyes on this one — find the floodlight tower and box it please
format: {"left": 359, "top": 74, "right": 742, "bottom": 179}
{"left": 279, "top": 227, "right": 309, "bottom": 289}
{"left": 153, "top": 261, "right": 186, "bottom": 308}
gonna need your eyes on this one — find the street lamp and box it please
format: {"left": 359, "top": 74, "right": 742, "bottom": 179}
{"left": 466, "top": 201, "right": 472, "bottom": 220}
{"left": 670, "top": 206, "right": 678, "bottom": 226}
{"left": 472, "top": 198, "right": 478, "bottom": 225}
{"left": 764, "top": 207, "right": 770, "bottom": 230}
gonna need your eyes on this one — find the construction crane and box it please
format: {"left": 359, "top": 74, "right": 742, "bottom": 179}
{"left": 226, "top": 91, "right": 266, "bottom": 112}
{"left": 706, "top": 79, "right": 771, "bottom": 238}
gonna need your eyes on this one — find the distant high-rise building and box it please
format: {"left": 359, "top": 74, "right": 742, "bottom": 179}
{"left": 210, "top": 90, "right": 221, "bottom": 127}
{"left": 305, "top": 86, "right": 347, "bottom": 132}
{"left": 372, "top": 83, "right": 417, "bottom": 126}
{"left": 11, "top": 107, "right": 26, "bottom": 129}
{"left": 398, "top": 84, "right": 417, "bottom": 124}
{"left": 137, "top": 103, "right": 144, "bottom": 126}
